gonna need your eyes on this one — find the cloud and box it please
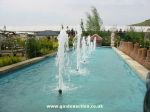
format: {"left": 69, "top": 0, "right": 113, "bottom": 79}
{"left": 0, "top": 0, "right": 150, "bottom": 27}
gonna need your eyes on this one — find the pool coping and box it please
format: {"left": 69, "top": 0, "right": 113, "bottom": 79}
{"left": 112, "top": 47, "right": 149, "bottom": 81}
{"left": 0, "top": 52, "right": 57, "bottom": 75}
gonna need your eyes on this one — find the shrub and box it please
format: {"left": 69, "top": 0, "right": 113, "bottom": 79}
{"left": 0, "top": 60, "right": 2, "bottom": 67}
{"left": 40, "top": 48, "right": 49, "bottom": 55}
{"left": 25, "top": 37, "right": 37, "bottom": 59}
{"left": 0, "top": 56, "right": 22, "bottom": 67}
{"left": 23, "top": 37, "right": 58, "bottom": 58}
{"left": 102, "top": 36, "right": 111, "bottom": 46}
{"left": 36, "top": 38, "right": 56, "bottom": 56}
{"left": 52, "top": 41, "right": 58, "bottom": 50}
{"left": 69, "top": 36, "right": 74, "bottom": 47}
{"left": 144, "top": 41, "right": 150, "bottom": 49}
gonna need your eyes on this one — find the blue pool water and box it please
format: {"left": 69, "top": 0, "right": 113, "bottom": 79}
{"left": 0, "top": 48, "right": 146, "bottom": 112}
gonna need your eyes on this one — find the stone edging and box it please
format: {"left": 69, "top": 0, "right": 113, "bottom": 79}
{"left": 0, "top": 52, "right": 57, "bottom": 75}
{"left": 112, "top": 47, "right": 149, "bottom": 81}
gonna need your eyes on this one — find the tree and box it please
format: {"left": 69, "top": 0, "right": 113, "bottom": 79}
{"left": 25, "top": 36, "right": 37, "bottom": 59}
{"left": 80, "top": 19, "right": 84, "bottom": 32}
{"left": 86, "top": 6, "right": 103, "bottom": 35}
{"left": 144, "top": 28, "right": 150, "bottom": 48}
{"left": 0, "top": 35, "right": 3, "bottom": 56}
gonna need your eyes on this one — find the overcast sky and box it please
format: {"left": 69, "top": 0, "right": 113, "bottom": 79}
{"left": 0, "top": 0, "right": 150, "bottom": 30}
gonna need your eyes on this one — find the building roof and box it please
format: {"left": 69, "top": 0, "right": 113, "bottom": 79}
{"left": 91, "top": 34, "right": 103, "bottom": 41}
{"left": 35, "top": 30, "right": 60, "bottom": 36}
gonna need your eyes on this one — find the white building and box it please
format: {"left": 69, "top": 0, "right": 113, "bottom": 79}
{"left": 102, "top": 26, "right": 150, "bottom": 32}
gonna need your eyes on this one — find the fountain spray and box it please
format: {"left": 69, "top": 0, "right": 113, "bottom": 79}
{"left": 87, "top": 35, "right": 91, "bottom": 55}
{"left": 81, "top": 36, "right": 86, "bottom": 62}
{"left": 56, "top": 28, "right": 69, "bottom": 94}
{"left": 93, "top": 37, "right": 96, "bottom": 50}
{"left": 76, "top": 32, "right": 81, "bottom": 71}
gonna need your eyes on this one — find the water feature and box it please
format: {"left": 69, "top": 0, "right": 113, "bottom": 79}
{"left": 56, "top": 28, "right": 69, "bottom": 93}
{"left": 0, "top": 48, "right": 146, "bottom": 112}
{"left": 111, "top": 32, "right": 115, "bottom": 47}
{"left": 93, "top": 37, "right": 96, "bottom": 50}
{"left": 87, "top": 35, "right": 92, "bottom": 55}
{"left": 81, "top": 36, "right": 86, "bottom": 63}
{"left": 0, "top": 26, "right": 146, "bottom": 112}
{"left": 76, "top": 32, "right": 81, "bottom": 71}
{"left": 90, "top": 42, "right": 94, "bottom": 53}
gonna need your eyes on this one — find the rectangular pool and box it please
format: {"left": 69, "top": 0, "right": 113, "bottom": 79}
{"left": 0, "top": 48, "right": 146, "bottom": 112}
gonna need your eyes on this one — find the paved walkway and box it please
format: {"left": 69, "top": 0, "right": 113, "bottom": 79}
{"left": 113, "top": 47, "right": 149, "bottom": 81}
